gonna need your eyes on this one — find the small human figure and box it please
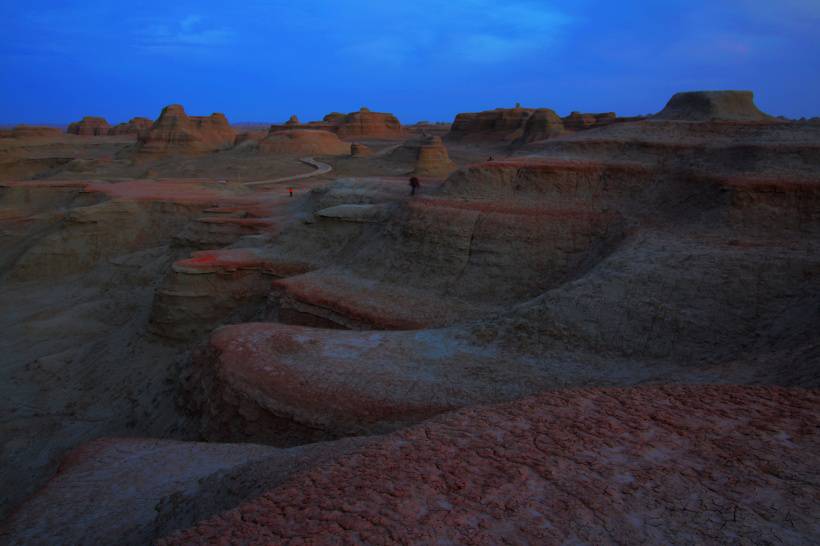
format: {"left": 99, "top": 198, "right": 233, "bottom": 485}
{"left": 487, "top": 155, "right": 494, "bottom": 162}
{"left": 409, "top": 176, "right": 420, "bottom": 196}
{"left": 288, "top": 187, "right": 294, "bottom": 197}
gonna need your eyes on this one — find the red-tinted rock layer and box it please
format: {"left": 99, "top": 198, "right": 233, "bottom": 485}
{"left": 161, "top": 385, "right": 820, "bottom": 545}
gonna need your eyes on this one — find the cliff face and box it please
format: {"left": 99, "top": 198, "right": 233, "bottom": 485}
{"left": 137, "top": 105, "right": 236, "bottom": 154}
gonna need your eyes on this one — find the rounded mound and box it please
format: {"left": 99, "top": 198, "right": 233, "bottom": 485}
{"left": 258, "top": 129, "right": 351, "bottom": 156}
{"left": 654, "top": 90, "right": 771, "bottom": 122}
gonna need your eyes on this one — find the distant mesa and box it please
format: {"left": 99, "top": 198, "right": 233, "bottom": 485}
{"left": 3, "top": 125, "right": 62, "bottom": 139}
{"left": 137, "top": 104, "right": 236, "bottom": 154}
{"left": 447, "top": 107, "right": 626, "bottom": 144}
{"left": 285, "top": 115, "right": 301, "bottom": 126}
{"left": 268, "top": 109, "right": 404, "bottom": 140}
{"left": 66, "top": 116, "right": 111, "bottom": 136}
{"left": 447, "top": 107, "right": 535, "bottom": 143}
{"left": 654, "top": 90, "right": 772, "bottom": 122}
{"left": 350, "top": 142, "right": 374, "bottom": 157}
{"left": 257, "top": 129, "right": 351, "bottom": 156}
{"left": 109, "top": 117, "right": 153, "bottom": 136}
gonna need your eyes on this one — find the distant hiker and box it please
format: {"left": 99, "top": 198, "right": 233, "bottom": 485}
{"left": 409, "top": 176, "right": 420, "bottom": 196}
{"left": 487, "top": 155, "right": 494, "bottom": 162}
{"left": 288, "top": 187, "right": 294, "bottom": 197}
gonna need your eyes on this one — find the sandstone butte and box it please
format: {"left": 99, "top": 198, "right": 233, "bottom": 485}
{"left": 108, "top": 117, "right": 153, "bottom": 136}
{"left": 137, "top": 104, "right": 236, "bottom": 154}
{"left": 655, "top": 90, "right": 773, "bottom": 122}
{"left": 387, "top": 135, "right": 457, "bottom": 177}
{"left": 268, "top": 107, "right": 405, "bottom": 140}
{"left": 447, "top": 106, "right": 637, "bottom": 144}
{"left": 66, "top": 116, "right": 111, "bottom": 136}
{"left": 257, "top": 129, "right": 351, "bottom": 156}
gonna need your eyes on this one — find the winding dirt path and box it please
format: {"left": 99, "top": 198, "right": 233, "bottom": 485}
{"left": 243, "top": 157, "right": 332, "bottom": 188}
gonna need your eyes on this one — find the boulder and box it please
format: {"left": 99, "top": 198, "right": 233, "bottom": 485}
{"left": 654, "top": 90, "right": 772, "bottom": 122}
{"left": 66, "top": 116, "right": 111, "bottom": 136}
{"left": 109, "top": 117, "right": 153, "bottom": 136}
{"left": 137, "top": 104, "right": 236, "bottom": 154}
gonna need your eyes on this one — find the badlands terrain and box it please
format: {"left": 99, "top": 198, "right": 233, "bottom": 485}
{"left": 0, "top": 91, "right": 818, "bottom": 544}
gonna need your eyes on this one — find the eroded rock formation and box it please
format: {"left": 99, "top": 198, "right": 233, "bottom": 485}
{"left": 66, "top": 116, "right": 111, "bottom": 136}
{"left": 109, "top": 117, "right": 153, "bottom": 136}
{"left": 137, "top": 105, "right": 236, "bottom": 154}
{"left": 258, "top": 129, "right": 351, "bottom": 156}
{"left": 654, "top": 90, "right": 772, "bottom": 121}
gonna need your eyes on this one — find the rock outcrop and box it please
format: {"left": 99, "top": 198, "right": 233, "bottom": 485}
{"left": 66, "top": 116, "right": 111, "bottom": 136}
{"left": 257, "top": 129, "right": 351, "bottom": 156}
{"left": 516, "top": 108, "right": 566, "bottom": 144}
{"left": 137, "top": 105, "right": 236, "bottom": 154}
{"left": 389, "top": 135, "right": 457, "bottom": 177}
{"left": 108, "top": 117, "right": 153, "bottom": 136}
{"left": 330, "top": 108, "right": 404, "bottom": 139}
{"left": 654, "top": 90, "right": 772, "bottom": 122}
{"left": 447, "top": 107, "right": 535, "bottom": 142}
{"left": 562, "top": 111, "right": 617, "bottom": 131}
{"left": 350, "top": 143, "right": 374, "bottom": 157}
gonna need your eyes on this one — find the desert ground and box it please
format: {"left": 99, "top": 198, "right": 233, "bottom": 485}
{"left": 0, "top": 92, "right": 818, "bottom": 544}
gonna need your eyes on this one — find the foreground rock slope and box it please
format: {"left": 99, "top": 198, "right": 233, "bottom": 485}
{"left": 160, "top": 386, "right": 820, "bottom": 545}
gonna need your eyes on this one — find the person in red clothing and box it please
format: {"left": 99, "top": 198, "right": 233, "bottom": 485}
{"left": 409, "top": 176, "right": 420, "bottom": 196}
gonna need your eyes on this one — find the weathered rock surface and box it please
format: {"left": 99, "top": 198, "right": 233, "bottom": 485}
{"left": 66, "top": 116, "right": 111, "bottom": 136}
{"left": 1, "top": 436, "right": 368, "bottom": 545}
{"left": 257, "top": 129, "right": 350, "bottom": 156}
{"left": 330, "top": 108, "right": 404, "bottom": 139}
{"left": 162, "top": 385, "right": 820, "bottom": 546}
{"left": 447, "top": 107, "right": 535, "bottom": 142}
{"left": 109, "top": 117, "right": 153, "bottom": 136}
{"left": 655, "top": 90, "right": 772, "bottom": 122}
{"left": 137, "top": 104, "right": 236, "bottom": 154}
{"left": 516, "top": 108, "right": 565, "bottom": 144}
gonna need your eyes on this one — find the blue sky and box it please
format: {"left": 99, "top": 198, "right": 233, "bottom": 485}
{"left": 2, "top": 0, "right": 819, "bottom": 124}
